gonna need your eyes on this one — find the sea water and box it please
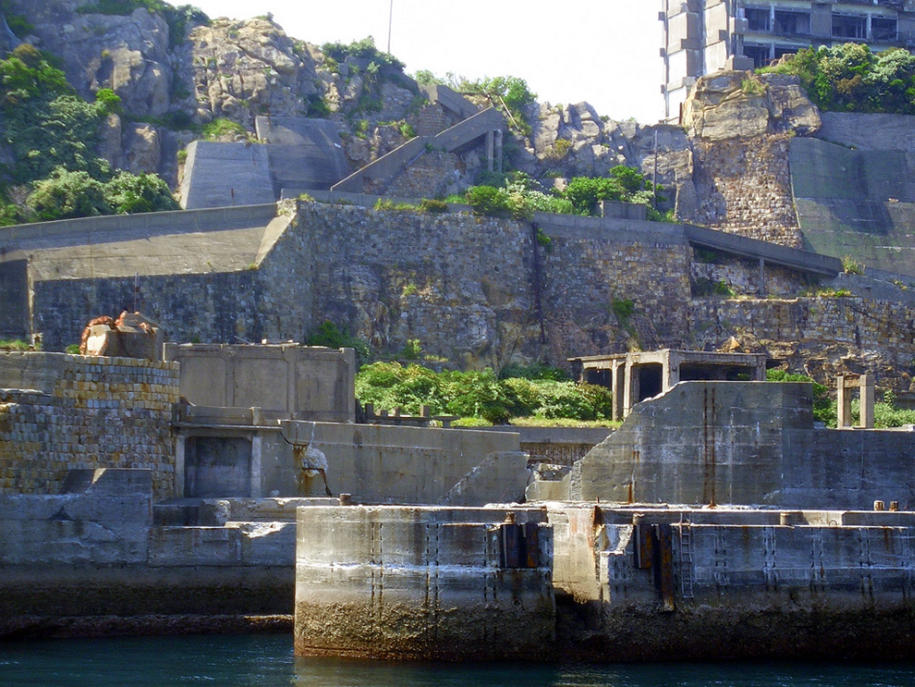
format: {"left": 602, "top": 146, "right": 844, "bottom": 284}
{"left": 1, "top": 634, "right": 914, "bottom": 686}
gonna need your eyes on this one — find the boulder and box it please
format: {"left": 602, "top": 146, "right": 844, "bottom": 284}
{"left": 682, "top": 70, "right": 820, "bottom": 140}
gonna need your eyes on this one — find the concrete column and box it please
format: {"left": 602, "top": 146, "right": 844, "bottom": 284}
{"left": 486, "top": 131, "right": 494, "bottom": 172}
{"left": 662, "top": 352, "right": 679, "bottom": 392}
{"left": 860, "top": 374, "right": 875, "bottom": 429}
{"left": 495, "top": 130, "right": 503, "bottom": 173}
{"left": 174, "top": 432, "right": 186, "bottom": 498}
{"left": 837, "top": 375, "right": 851, "bottom": 428}
{"left": 757, "top": 258, "right": 766, "bottom": 296}
{"left": 250, "top": 434, "right": 262, "bottom": 497}
{"left": 611, "top": 361, "right": 626, "bottom": 422}
{"left": 623, "top": 360, "right": 639, "bottom": 418}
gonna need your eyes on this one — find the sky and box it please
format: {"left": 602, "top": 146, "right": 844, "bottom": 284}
{"left": 184, "top": 0, "right": 666, "bottom": 124}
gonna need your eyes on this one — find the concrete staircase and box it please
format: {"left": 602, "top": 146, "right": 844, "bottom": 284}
{"left": 332, "top": 91, "right": 505, "bottom": 194}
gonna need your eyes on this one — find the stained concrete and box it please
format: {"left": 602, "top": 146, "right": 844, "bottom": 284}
{"left": 179, "top": 141, "right": 275, "bottom": 209}
{"left": 294, "top": 502, "right": 915, "bottom": 661}
{"left": 561, "top": 381, "right": 914, "bottom": 509}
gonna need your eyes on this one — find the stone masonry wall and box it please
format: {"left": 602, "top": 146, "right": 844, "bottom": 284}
{"left": 689, "top": 296, "right": 915, "bottom": 392}
{"left": 690, "top": 134, "right": 803, "bottom": 248}
{"left": 0, "top": 353, "right": 179, "bottom": 499}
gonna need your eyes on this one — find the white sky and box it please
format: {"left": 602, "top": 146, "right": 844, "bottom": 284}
{"left": 184, "top": 0, "right": 666, "bottom": 124}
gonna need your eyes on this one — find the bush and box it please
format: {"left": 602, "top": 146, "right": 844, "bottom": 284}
{"left": 305, "top": 321, "right": 371, "bottom": 365}
{"left": 320, "top": 36, "right": 404, "bottom": 71}
{"left": 26, "top": 168, "right": 109, "bottom": 220}
{"left": 201, "top": 117, "right": 248, "bottom": 140}
{"left": 355, "top": 362, "right": 614, "bottom": 424}
{"left": 766, "top": 369, "right": 835, "bottom": 426}
{"left": 465, "top": 185, "right": 510, "bottom": 217}
{"left": 104, "top": 171, "right": 179, "bottom": 214}
{"left": 763, "top": 43, "right": 915, "bottom": 115}
{"left": 94, "top": 88, "right": 123, "bottom": 116}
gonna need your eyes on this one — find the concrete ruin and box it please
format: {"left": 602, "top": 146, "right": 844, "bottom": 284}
{"left": 569, "top": 348, "right": 767, "bottom": 419}
{"left": 1, "top": 343, "right": 913, "bottom": 658}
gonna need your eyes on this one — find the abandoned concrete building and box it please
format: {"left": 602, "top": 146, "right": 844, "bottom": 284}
{"left": 660, "top": 0, "right": 915, "bottom": 118}
{"left": 569, "top": 349, "right": 767, "bottom": 420}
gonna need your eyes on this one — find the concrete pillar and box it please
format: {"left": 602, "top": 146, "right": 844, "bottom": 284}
{"left": 486, "top": 131, "right": 494, "bottom": 172}
{"left": 495, "top": 130, "right": 503, "bottom": 173}
{"left": 837, "top": 375, "right": 852, "bottom": 428}
{"left": 662, "top": 352, "right": 679, "bottom": 392}
{"left": 250, "top": 434, "right": 262, "bottom": 497}
{"left": 757, "top": 258, "right": 766, "bottom": 296}
{"left": 611, "top": 361, "right": 626, "bottom": 422}
{"left": 860, "top": 374, "right": 875, "bottom": 429}
{"left": 623, "top": 360, "right": 639, "bottom": 418}
{"left": 174, "top": 432, "right": 186, "bottom": 498}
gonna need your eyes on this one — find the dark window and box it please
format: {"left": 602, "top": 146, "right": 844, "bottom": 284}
{"left": 872, "top": 17, "right": 897, "bottom": 42}
{"left": 746, "top": 7, "right": 770, "bottom": 32}
{"left": 774, "top": 10, "right": 810, "bottom": 36}
{"left": 833, "top": 14, "right": 866, "bottom": 40}
{"left": 744, "top": 43, "right": 772, "bottom": 68}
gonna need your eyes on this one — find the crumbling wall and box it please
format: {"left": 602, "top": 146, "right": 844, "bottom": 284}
{"left": 0, "top": 353, "right": 179, "bottom": 499}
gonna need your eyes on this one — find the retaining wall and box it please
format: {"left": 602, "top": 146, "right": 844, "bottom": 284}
{"left": 0, "top": 353, "right": 179, "bottom": 499}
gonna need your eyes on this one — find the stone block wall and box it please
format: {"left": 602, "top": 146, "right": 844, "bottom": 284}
{"left": 689, "top": 296, "right": 915, "bottom": 392}
{"left": 0, "top": 353, "right": 179, "bottom": 499}
{"left": 689, "top": 134, "right": 803, "bottom": 248}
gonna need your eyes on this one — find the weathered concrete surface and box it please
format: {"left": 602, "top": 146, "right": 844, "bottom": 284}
{"left": 790, "top": 135, "right": 915, "bottom": 277}
{"left": 294, "top": 503, "right": 915, "bottom": 661}
{"left": 180, "top": 141, "right": 275, "bottom": 209}
{"left": 280, "top": 421, "right": 527, "bottom": 505}
{"left": 565, "top": 381, "right": 914, "bottom": 509}
{"left": 294, "top": 505, "right": 554, "bottom": 661}
{"left": 0, "top": 470, "right": 297, "bottom": 637}
{"left": 164, "top": 343, "right": 355, "bottom": 422}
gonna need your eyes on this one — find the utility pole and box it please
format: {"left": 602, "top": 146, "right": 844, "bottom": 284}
{"left": 387, "top": 0, "right": 393, "bottom": 54}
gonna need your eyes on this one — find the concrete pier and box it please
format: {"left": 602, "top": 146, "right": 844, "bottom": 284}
{"left": 294, "top": 503, "right": 915, "bottom": 662}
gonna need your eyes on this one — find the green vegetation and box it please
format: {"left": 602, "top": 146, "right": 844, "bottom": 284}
{"left": 841, "top": 255, "right": 863, "bottom": 275}
{"left": 0, "top": 1, "right": 33, "bottom": 38}
{"left": 740, "top": 77, "right": 765, "bottom": 96}
{"left": 0, "top": 338, "right": 33, "bottom": 351}
{"left": 320, "top": 36, "right": 404, "bottom": 71}
{"left": 418, "top": 198, "right": 448, "bottom": 214}
{"left": 201, "top": 117, "right": 248, "bottom": 140}
{"left": 457, "top": 75, "right": 536, "bottom": 134}
{"left": 304, "top": 93, "right": 331, "bottom": 118}
{"left": 760, "top": 43, "right": 915, "bottom": 115}
{"left": 0, "top": 45, "right": 178, "bottom": 224}
{"left": 305, "top": 321, "right": 371, "bottom": 366}
{"left": 355, "top": 361, "right": 613, "bottom": 425}
{"left": 458, "top": 167, "right": 667, "bottom": 223}
{"left": 766, "top": 369, "right": 835, "bottom": 426}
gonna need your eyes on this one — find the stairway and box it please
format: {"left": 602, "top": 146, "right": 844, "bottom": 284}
{"left": 331, "top": 88, "right": 505, "bottom": 194}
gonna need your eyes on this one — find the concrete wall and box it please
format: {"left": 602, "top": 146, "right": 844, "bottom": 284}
{"left": 294, "top": 505, "right": 554, "bottom": 660}
{"left": 280, "top": 421, "right": 527, "bottom": 505}
{"left": 0, "top": 469, "right": 297, "bottom": 635}
{"left": 179, "top": 141, "right": 275, "bottom": 209}
{"left": 164, "top": 343, "right": 355, "bottom": 422}
{"left": 566, "top": 381, "right": 915, "bottom": 509}
{"left": 293, "top": 501, "right": 915, "bottom": 661}
{"left": 0, "top": 260, "right": 28, "bottom": 339}
{"left": 0, "top": 353, "right": 179, "bottom": 500}
{"left": 790, "top": 135, "right": 915, "bottom": 277}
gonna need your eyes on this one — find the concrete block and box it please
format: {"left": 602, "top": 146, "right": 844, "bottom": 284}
{"left": 147, "top": 526, "right": 242, "bottom": 566}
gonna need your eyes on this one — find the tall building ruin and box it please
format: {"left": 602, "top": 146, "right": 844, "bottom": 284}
{"left": 660, "top": 0, "right": 915, "bottom": 120}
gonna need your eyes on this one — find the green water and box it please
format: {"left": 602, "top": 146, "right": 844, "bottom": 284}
{"left": 1, "top": 634, "right": 913, "bottom": 686}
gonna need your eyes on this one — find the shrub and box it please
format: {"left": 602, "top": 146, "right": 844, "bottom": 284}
{"left": 320, "top": 36, "right": 404, "bottom": 71}
{"left": 466, "top": 185, "right": 510, "bottom": 217}
{"left": 26, "top": 168, "right": 110, "bottom": 220}
{"left": 201, "top": 117, "right": 248, "bottom": 140}
{"left": 419, "top": 198, "right": 448, "bottom": 213}
{"left": 762, "top": 43, "right": 915, "bottom": 115}
{"left": 103, "top": 171, "right": 179, "bottom": 214}
{"left": 766, "top": 369, "right": 835, "bottom": 426}
{"left": 305, "top": 321, "right": 370, "bottom": 365}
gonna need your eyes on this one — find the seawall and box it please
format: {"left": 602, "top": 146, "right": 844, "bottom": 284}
{"left": 293, "top": 504, "right": 915, "bottom": 662}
